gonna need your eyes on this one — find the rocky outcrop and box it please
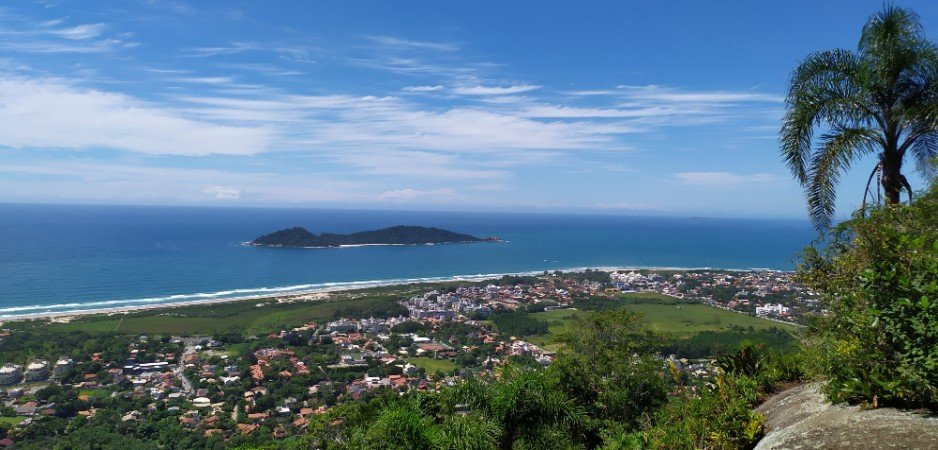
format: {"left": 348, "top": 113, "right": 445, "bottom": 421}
{"left": 755, "top": 383, "right": 938, "bottom": 449}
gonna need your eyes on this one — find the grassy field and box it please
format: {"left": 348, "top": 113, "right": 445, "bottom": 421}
{"left": 525, "top": 292, "right": 797, "bottom": 346}
{"left": 33, "top": 290, "right": 416, "bottom": 336}
{"left": 407, "top": 357, "right": 458, "bottom": 373}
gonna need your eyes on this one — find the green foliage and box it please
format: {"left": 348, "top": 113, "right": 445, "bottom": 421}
{"left": 631, "top": 374, "right": 767, "bottom": 450}
{"left": 349, "top": 403, "right": 439, "bottom": 450}
{"left": 623, "top": 344, "right": 806, "bottom": 450}
{"left": 31, "top": 293, "right": 408, "bottom": 336}
{"left": 490, "top": 275, "right": 540, "bottom": 286}
{"left": 550, "top": 310, "right": 669, "bottom": 446}
{"left": 0, "top": 330, "right": 131, "bottom": 362}
{"left": 717, "top": 344, "right": 770, "bottom": 378}
{"left": 665, "top": 328, "right": 798, "bottom": 359}
{"left": 800, "top": 183, "right": 938, "bottom": 409}
{"left": 441, "top": 365, "right": 585, "bottom": 450}
{"left": 252, "top": 225, "right": 481, "bottom": 247}
{"left": 391, "top": 320, "right": 428, "bottom": 334}
{"left": 489, "top": 311, "right": 548, "bottom": 337}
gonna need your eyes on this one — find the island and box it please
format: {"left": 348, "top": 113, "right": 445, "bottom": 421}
{"left": 249, "top": 225, "right": 501, "bottom": 248}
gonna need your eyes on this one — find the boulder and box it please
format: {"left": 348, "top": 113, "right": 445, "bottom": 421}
{"left": 755, "top": 383, "right": 938, "bottom": 449}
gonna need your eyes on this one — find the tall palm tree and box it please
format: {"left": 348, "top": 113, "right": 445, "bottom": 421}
{"left": 781, "top": 5, "right": 938, "bottom": 229}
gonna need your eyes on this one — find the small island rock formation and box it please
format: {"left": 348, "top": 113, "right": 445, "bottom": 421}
{"left": 250, "top": 225, "right": 500, "bottom": 248}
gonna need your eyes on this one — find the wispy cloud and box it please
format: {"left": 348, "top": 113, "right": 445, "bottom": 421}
{"left": 202, "top": 185, "right": 241, "bottom": 200}
{"left": 0, "top": 77, "right": 273, "bottom": 155}
{"left": 453, "top": 84, "right": 541, "bottom": 95}
{"left": 364, "top": 35, "right": 458, "bottom": 52}
{"left": 0, "top": 15, "right": 132, "bottom": 53}
{"left": 674, "top": 171, "right": 780, "bottom": 186}
{"left": 0, "top": 161, "right": 370, "bottom": 205}
{"left": 617, "top": 85, "right": 783, "bottom": 103}
{"left": 402, "top": 85, "right": 444, "bottom": 92}
{"left": 378, "top": 188, "right": 457, "bottom": 201}
{"left": 48, "top": 23, "right": 107, "bottom": 40}
{"left": 171, "top": 76, "right": 236, "bottom": 85}
{"left": 181, "top": 42, "right": 315, "bottom": 63}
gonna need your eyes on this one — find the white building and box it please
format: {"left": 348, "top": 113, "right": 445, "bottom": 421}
{"left": 755, "top": 303, "right": 790, "bottom": 316}
{"left": 53, "top": 357, "right": 74, "bottom": 378}
{"left": 0, "top": 364, "right": 22, "bottom": 386}
{"left": 24, "top": 361, "right": 49, "bottom": 382}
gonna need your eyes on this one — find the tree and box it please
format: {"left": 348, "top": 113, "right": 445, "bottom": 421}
{"left": 781, "top": 5, "right": 938, "bottom": 229}
{"left": 551, "top": 309, "right": 668, "bottom": 446}
{"left": 441, "top": 365, "right": 585, "bottom": 450}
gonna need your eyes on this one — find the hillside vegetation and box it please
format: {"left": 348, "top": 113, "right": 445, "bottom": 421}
{"left": 251, "top": 225, "right": 484, "bottom": 247}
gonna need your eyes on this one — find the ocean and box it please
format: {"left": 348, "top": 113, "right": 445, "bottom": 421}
{"left": 0, "top": 203, "right": 816, "bottom": 317}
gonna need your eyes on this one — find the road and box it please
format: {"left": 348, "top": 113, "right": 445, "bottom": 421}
{"left": 176, "top": 344, "right": 196, "bottom": 395}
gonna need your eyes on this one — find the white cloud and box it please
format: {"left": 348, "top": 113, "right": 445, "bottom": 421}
{"left": 617, "top": 85, "right": 783, "bottom": 103}
{"left": 202, "top": 185, "right": 240, "bottom": 200}
{"left": 402, "top": 85, "right": 444, "bottom": 92}
{"left": 0, "top": 77, "right": 273, "bottom": 155}
{"left": 521, "top": 104, "right": 675, "bottom": 118}
{"left": 0, "top": 16, "right": 132, "bottom": 53}
{"left": 172, "top": 76, "right": 235, "bottom": 85}
{"left": 364, "top": 35, "right": 458, "bottom": 52}
{"left": 0, "top": 161, "right": 369, "bottom": 205}
{"left": 453, "top": 84, "right": 541, "bottom": 95}
{"left": 674, "top": 172, "right": 780, "bottom": 186}
{"left": 378, "top": 188, "right": 457, "bottom": 201}
{"left": 49, "top": 23, "right": 107, "bottom": 40}
{"left": 180, "top": 42, "right": 315, "bottom": 63}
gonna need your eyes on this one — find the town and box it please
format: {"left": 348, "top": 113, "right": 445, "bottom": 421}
{"left": 0, "top": 269, "right": 815, "bottom": 446}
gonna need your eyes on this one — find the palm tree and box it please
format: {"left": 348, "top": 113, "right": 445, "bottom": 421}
{"left": 781, "top": 5, "right": 938, "bottom": 229}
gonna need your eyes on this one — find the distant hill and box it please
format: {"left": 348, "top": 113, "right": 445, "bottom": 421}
{"left": 250, "top": 225, "right": 499, "bottom": 248}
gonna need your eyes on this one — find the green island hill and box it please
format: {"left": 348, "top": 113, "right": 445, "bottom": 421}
{"left": 250, "top": 225, "right": 501, "bottom": 248}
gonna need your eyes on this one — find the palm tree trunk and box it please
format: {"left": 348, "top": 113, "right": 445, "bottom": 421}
{"left": 881, "top": 152, "right": 903, "bottom": 204}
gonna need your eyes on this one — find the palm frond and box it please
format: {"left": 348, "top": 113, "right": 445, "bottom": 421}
{"left": 807, "top": 127, "right": 877, "bottom": 229}
{"left": 859, "top": 6, "right": 924, "bottom": 56}
{"left": 781, "top": 50, "right": 868, "bottom": 184}
{"left": 910, "top": 131, "right": 938, "bottom": 179}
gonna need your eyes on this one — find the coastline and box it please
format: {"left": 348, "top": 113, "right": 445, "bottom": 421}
{"left": 0, "top": 265, "right": 791, "bottom": 323}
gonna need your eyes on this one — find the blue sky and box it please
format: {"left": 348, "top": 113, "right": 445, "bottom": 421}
{"left": 1, "top": 1, "right": 936, "bottom": 219}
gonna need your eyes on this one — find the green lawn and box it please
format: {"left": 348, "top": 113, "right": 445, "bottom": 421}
{"left": 0, "top": 416, "right": 25, "bottom": 426}
{"left": 407, "top": 357, "right": 458, "bottom": 373}
{"left": 77, "top": 388, "right": 110, "bottom": 399}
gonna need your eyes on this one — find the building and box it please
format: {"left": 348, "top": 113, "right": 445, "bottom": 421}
{"left": 755, "top": 303, "right": 790, "bottom": 316}
{"left": 0, "top": 365, "right": 22, "bottom": 386}
{"left": 53, "top": 357, "right": 74, "bottom": 378}
{"left": 24, "top": 361, "right": 50, "bottom": 382}
{"left": 123, "top": 361, "right": 170, "bottom": 375}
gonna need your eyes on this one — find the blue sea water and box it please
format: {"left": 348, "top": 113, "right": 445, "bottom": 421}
{"left": 0, "top": 204, "right": 816, "bottom": 317}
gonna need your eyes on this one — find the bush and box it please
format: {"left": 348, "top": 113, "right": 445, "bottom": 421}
{"left": 799, "top": 183, "right": 938, "bottom": 410}
{"left": 629, "top": 374, "right": 767, "bottom": 450}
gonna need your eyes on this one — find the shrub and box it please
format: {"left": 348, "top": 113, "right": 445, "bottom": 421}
{"left": 799, "top": 183, "right": 938, "bottom": 409}
{"left": 627, "top": 373, "right": 766, "bottom": 450}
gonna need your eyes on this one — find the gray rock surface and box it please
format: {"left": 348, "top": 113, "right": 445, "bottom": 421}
{"left": 755, "top": 383, "right": 938, "bottom": 449}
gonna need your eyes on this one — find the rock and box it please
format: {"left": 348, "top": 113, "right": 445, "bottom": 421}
{"left": 755, "top": 383, "right": 938, "bottom": 449}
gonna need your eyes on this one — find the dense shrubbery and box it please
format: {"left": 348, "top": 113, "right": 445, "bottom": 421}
{"left": 329, "top": 296, "right": 408, "bottom": 320}
{"left": 800, "top": 183, "right": 938, "bottom": 410}
{"left": 0, "top": 330, "right": 133, "bottom": 362}
{"left": 664, "top": 328, "right": 798, "bottom": 359}
{"left": 489, "top": 311, "right": 549, "bottom": 336}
